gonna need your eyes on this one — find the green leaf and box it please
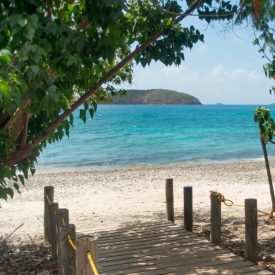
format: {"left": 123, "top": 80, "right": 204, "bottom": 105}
{"left": 0, "top": 186, "right": 8, "bottom": 200}
{"left": 69, "top": 114, "right": 74, "bottom": 126}
{"left": 30, "top": 167, "right": 36, "bottom": 176}
{"left": 89, "top": 108, "right": 94, "bottom": 119}
{"left": 19, "top": 175, "right": 25, "bottom": 185}
{"left": 6, "top": 187, "right": 14, "bottom": 199}
{"left": 13, "top": 182, "right": 21, "bottom": 193}
{"left": 84, "top": 102, "right": 89, "bottom": 111}
{"left": 0, "top": 49, "right": 11, "bottom": 65}
{"left": 79, "top": 109, "right": 86, "bottom": 123}
{"left": 92, "top": 101, "right": 97, "bottom": 112}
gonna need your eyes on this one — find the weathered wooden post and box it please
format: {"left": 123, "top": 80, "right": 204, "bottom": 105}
{"left": 56, "top": 208, "right": 69, "bottom": 235}
{"left": 165, "top": 178, "right": 174, "bottom": 223}
{"left": 59, "top": 224, "right": 76, "bottom": 275}
{"left": 76, "top": 235, "right": 98, "bottom": 275}
{"left": 245, "top": 198, "right": 257, "bottom": 264}
{"left": 56, "top": 208, "right": 69, "bottom": 273}
{"left": 184, "top": 186, "right": 193, "bottom": 231}
{"left": 210, "top": 191, "right": 221, "bottom": 245}
{"left": 44, "top": 186, "right": 54, "bottom": 242}
{"left": 49, "top": 202, "right": 59, "bottom": 259}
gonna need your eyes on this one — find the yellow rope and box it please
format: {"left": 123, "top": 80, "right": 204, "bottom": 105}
{"left": 87, "top": 251, "right": 99, "bottom": 275}
{"left": 66, "top": 236, "right": 99, "bottom": 274}
{"left": 211, "top": 191, "right": 272, "bottom": 218}
{"left": 45, "top": 193, "right": 51, "bottom": 204}
{"left": 256, "top": 208, "right": 271, "bottom": 217}
{"left": 67, "top": 234, "right": 77, "bottom": 251}
{"left": 211, "top": 191, "right": 234, "bottom": 206}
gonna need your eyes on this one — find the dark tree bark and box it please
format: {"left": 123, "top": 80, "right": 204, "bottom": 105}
{"left": 259, "top": 123, "right": 275, "bottom": 215}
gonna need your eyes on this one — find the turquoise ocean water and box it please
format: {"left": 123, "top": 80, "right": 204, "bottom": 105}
{"left": 38, "top": 105, "right": 275, "bottom": 171}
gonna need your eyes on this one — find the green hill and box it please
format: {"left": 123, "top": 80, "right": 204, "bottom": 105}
{"left": 111, "top": 89, "right": 201, "bottom": 105}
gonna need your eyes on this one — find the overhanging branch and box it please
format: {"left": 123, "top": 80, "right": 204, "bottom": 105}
{"left": 1, "top": 0, "right": 202, "bottom": 167}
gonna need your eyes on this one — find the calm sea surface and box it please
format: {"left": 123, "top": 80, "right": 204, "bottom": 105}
{"left": 38, "top": 105, "right": 275, "bottom": 170}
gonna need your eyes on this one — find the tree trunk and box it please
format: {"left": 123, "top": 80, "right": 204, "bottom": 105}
{"left": 259, "top": 124, "right": 275, "bottom": 212}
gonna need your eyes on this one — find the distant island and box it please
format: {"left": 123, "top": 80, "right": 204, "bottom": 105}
{"left": 110, "top": 89, "right": 201, "bottom": 105}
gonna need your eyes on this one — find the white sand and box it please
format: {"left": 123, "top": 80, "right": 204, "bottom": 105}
{"left": 0, "top": 160, "right": 274, "bottom": 241}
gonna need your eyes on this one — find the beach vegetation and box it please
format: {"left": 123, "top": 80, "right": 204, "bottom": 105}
{"left": 254, "top": 107, "right": 275, "bottom": 216}
{"left": 0, "top": 0, "right": 273, "bottom": 199}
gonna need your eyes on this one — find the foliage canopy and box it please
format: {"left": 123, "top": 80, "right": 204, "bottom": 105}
{"left": 0, "top": 0, "right": 273, "bottom": 200}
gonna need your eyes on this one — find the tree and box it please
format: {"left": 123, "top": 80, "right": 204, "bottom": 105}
{"left": 252, "top": 0, "right": 275, "bottom": 216}
{"left": 254, "top": 107, "right": 275, "bottom": 217}
{"left": 0, "top": 0, "right": 267, "bottom": 199}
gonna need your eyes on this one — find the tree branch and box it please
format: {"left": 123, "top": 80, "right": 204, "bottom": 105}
{"left": 3, "top": 98, "right": 31, "bottom": 142}
{"left": 20, "top": 113, "right": 30, "bottom": 148}
{"left": 46, "top": 0, "right": 52, "bottom": 21}
{"left": 0, "top": 112, "right": 10, "bottom": 129}
{"left": 0, "top": 0, "right": 202, "bottom": 166}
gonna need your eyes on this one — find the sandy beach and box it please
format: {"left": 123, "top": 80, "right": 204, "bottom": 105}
{"left": 1, "top": 160, "right": 275, "bottom": 273}
{"left": 0, "top": 159, "right": 274, "bottom": 238}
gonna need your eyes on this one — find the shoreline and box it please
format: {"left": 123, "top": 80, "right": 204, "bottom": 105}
{"left": 35, "top": 156, "right": 270, "bottom": 174}
{"left": 1, "top": 158, "right": 275, "bottom": 273}
{"left": 1, "top": 159, "right": 275, "bottom": 236}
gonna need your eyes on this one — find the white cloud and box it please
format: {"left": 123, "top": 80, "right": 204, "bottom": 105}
{"left": 194, "top": 44, "right": 208, "bottom": 56}
{"left": 210, "top": 65, "right": 261, "bottom": 81}
{"left": 161, "top": 66, "right": 199, "bottom": 83}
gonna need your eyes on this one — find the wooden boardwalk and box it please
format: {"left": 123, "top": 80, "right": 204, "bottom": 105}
{"left": 92, "top": 221, "right": 272, "bottom": 275}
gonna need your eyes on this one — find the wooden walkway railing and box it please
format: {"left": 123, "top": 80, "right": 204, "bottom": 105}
{"left": 44, "top": 186, "right": 98, "bottom": 275}
{"left": 43, "top": 179, "right": 272, "bottom": 274}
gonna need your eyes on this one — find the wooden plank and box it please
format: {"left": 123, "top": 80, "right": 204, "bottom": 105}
{"left": 84, "top": 221, "right": 178, "bottom": 235}
{"left": 99, "top": 237, "right": 209, "bottom": 257}
{"left": 97, "top": 224, "right": 190, "bottom": 238}
{"left": 138, "top": 259, "right": 258, "bottom": 275}
{"left": 108, "top": 255, "right": 263, "bottom": 275}
{"left": 96, "top": 226, "right": 193, "bottom": 244}
{"left": 95, "top": 224, "right": 185, "bottom": 237}
{"left": 99, "top": 235, "right": 197, "bottom": 252}
{"left": 99, "top": 248, "right": 224, "bottom": 269}
{"left": 98, "top": 230, "right": 194, "bottom": 247}
{"left": 87, "top": 220, "right": 271, "bottom": 275}
{"left": 99, "top": 244, "right": 222, "bottom": 263}
{"left": 101, "top": 253, "right": 244, "bottom": 274}
{"left": 98, "top": 228, "right": 198, "bottom": 247}
{"left": 99, "top": 244, "right": 222, "bottom": 266}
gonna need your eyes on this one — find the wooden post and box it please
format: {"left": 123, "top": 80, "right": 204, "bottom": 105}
{"left": 56, "top": 208, "right": 69, "bottom": 235}
{"left": 245, "top": 198, "right": 257, "bottom": 264}
{"left": 58, "top": 224, "right": 76, "bottom": 275}
{"left": 184, "top": 186, "right": 193, "bottom": 231}
{"left": 165, "top": 178, "right": 174, "bottom": 223}
{"left": 210, "top": 191, "right": 221, "bottom": 245}
{"left": 56, "top": 208, "right": 69, "bottom": 272}
{"left": 76, "top": 235, "right": 98, "bottom": 275}
{"left": 48, "top": 202, "right": 59, "bottom": 259}
{"left": 44, "top": 186, "right": 54, "bottom": 242}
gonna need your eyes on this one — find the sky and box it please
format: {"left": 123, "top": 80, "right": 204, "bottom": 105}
{"left": 121, "top": 16, "right": 274, "bottom": 105}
